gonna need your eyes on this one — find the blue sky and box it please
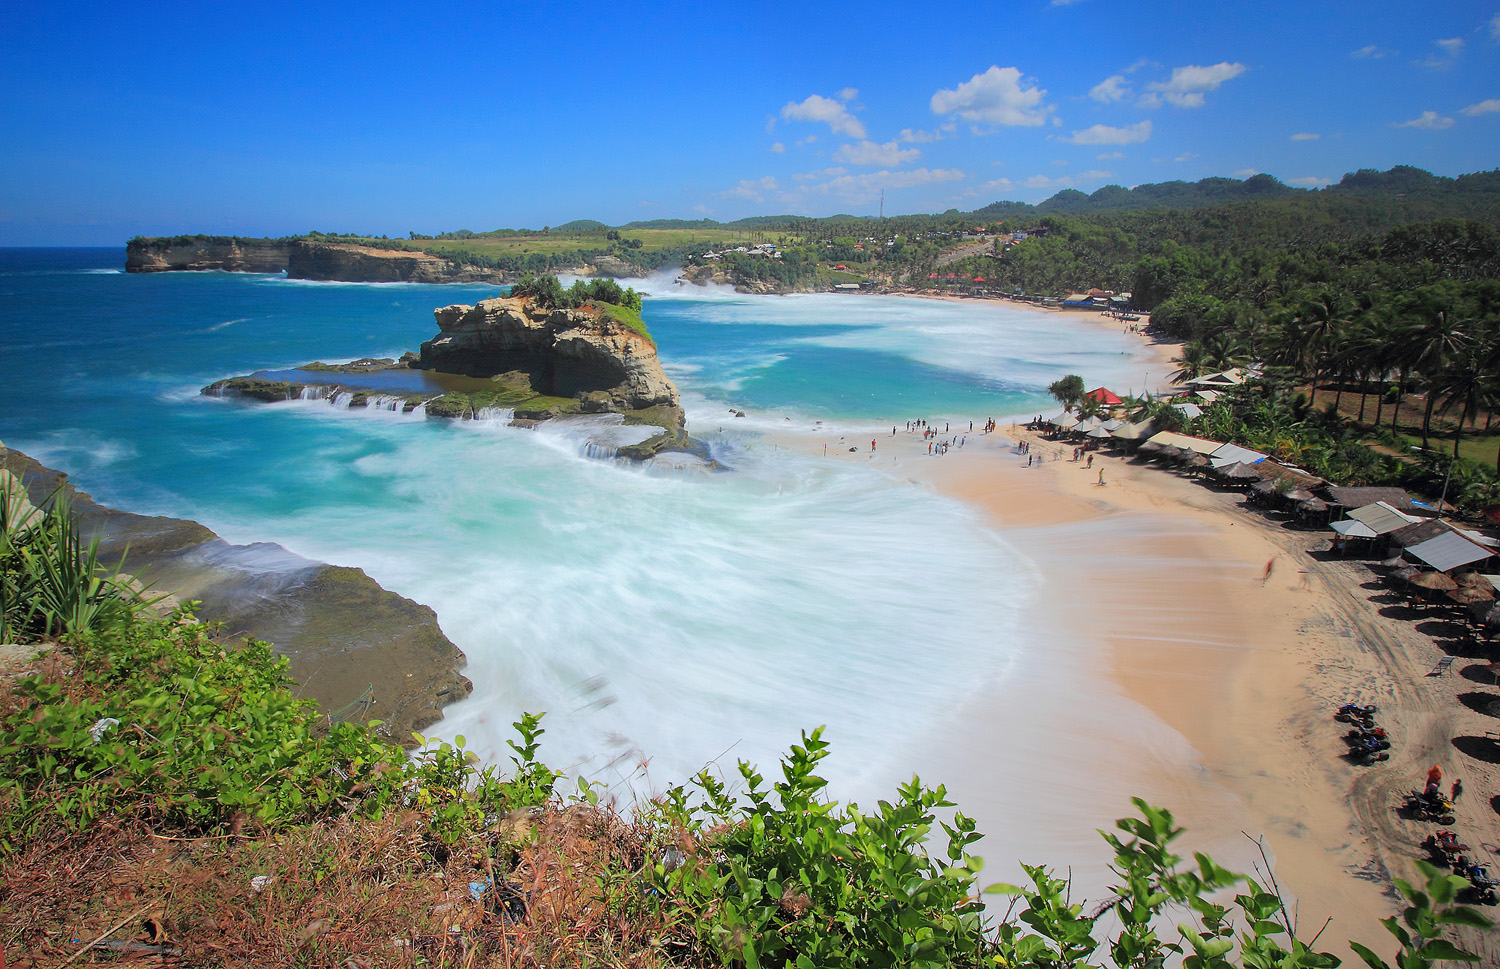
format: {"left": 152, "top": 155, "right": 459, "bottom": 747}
{"left": 2, "top": 0, "right": 1497, "bottom": 244}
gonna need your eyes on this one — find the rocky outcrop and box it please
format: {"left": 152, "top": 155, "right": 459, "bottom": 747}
{"left": 0, "top": 443, "right": 471, "bottom": 743}
{"left": 677, "top": 262, "right": 818, "bottom": 295}
{"left": 420, "top": 296, "right": 680, "bottom": 414}
{"left": 126, "top": 237, "right": 291, "bottom": 273}
{"left": 288, "top": 241, "right": 506, "bottom": 283}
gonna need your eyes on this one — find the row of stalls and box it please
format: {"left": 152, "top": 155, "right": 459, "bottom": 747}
{"left": 1041, "top": 408, "right": 1500, "bottom": 615}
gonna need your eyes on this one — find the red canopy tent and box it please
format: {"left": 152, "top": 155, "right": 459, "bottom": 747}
{"left": 1084, "top": 387, "right": 1124, "bottom": 406}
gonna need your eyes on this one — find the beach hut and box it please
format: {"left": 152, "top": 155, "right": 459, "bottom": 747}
{"left": 1404, "top": 531, "right": 1495, "bottom": 574}
{"left": 1048, "top": 412, "right": 1079, "bottom": 431}
{"left": 1208, "top": 442, "right": 1267, "bottom": 470}
{"left": 1084, "top": 387, "right": 1124, "bottom": 408}
{"left": 1222, "top": 463, "right": 1262, "bottom": 487}
{"left": 1410, "top": 571, "right": 1459, "bottom": 593}
{"left": 1346, "top": 501, "right": 1422, "bottom": 537}
{"left": 1298, "top": 496, "right": 1330, "bottom": 523}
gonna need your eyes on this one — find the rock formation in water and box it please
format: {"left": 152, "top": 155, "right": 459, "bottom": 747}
{"left": 202, "top": 297, "right": 694, "bottom": 460}
{"left": 419, "top": 296, "right": 680, "bottom": 414}
{"left": 0, "top": 443, "right": 471, "bottom": 742}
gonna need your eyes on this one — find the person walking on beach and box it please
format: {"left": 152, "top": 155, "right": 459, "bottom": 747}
{"left": 1262, "top": 558, "right": 1275, "bottom": 585}
{"left": 1098, "top": 469, "right": 1105, "bottom": 486}
{"left": 871, "top": 439, "right": 876, "bottom": 452}
{"left": 1086, "top": 453, "right": 1093, "bottom": 469}
{"left": 1452, "top": 778, "right": 1463, "bottom": 802}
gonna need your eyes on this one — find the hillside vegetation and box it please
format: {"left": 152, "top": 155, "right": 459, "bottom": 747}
{"left": 0, "top": 474, "right": 1490, "bottom": 966}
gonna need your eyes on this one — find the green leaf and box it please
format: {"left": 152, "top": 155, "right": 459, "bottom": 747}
{"left": 1348, "top": 940, "right": 1393, "bottom": 969}
{"left": 1414, "top": 939, "right": 1479, "bottom": 962}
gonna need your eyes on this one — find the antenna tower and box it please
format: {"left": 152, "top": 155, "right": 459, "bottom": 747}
{"left": 879, "top": 189, "right": 885, "bottom": 220}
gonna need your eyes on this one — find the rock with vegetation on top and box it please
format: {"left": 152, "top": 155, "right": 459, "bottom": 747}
{"left": 420, "top": 295, "right": 681, "bottom": 414}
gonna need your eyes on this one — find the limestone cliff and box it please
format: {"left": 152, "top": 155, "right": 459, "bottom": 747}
{"left": 287, "top": 241, "right": 506, "bottom": 283}
{"left": 419, "top": 296, "right": 680, "bottom": 414}
{"left": 126, "top": 237, "right": 292, "bottom": 273}
{"left": 0, "top": 444, "right": 472, "bottom": 742}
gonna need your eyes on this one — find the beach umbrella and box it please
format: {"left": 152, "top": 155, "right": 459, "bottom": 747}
{"left": 1185, "top": 453, "right": 1211, "bottom": 470}
{"left": 1210, "top": 461, "right": 1242, "bottom": 478}
{"left": 1470, "top": 600, "right": 1500, "bottom": 622}
{"left": 1284, "top": 488, "right": 1315, "bottom": 503}
{"left": 1137, "top": 441, "right": 1163, "bottom": 456}
{"left": 1456, "top": 572, "right": 1491, "bottom": 589}
{"left": 1086, "top": 426, "right": 1112, "bottom": 439}
{"left": 1298, "top": 497, "right": 1328, "bottom": 513}
{"left": 1158, "top": 445, "right": 1187, "bottom": 461}
{"left": 1409, "top": 571, "right": 1459, "bottom": 593}
{"left": 1251, "top": 479, "right": 1279, "bottom": 495}
{"left": 1224, "top": 463, "right": 1262, "bottom": 483}
{"left": 1447, "top": 586, "right": 1495, "bottom": 607}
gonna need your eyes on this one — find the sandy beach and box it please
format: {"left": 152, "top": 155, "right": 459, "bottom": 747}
{"left": 791, "top": 398, "right": 1498, "bottom": 963}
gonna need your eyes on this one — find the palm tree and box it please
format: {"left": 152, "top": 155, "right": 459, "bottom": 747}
{"left": 1409, "top": 308, "right": 1471, "bottom": 449}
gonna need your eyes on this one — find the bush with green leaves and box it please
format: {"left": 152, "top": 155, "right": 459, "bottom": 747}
{"left": 1, "top": 480, "right": 139, "bottom": 643}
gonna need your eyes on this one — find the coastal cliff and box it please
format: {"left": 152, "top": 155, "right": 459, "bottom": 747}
{"left": 0, "top": 443, "right": 472, "bottom": 742}
{"left": 287, "top": 240, "right": 506, "bottom": 283}
{"left": 126, "top": 236, "right": 292, "bottom": 273}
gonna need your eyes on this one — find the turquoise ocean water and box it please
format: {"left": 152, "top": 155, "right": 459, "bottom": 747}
{"left": 0, "top": 248, "right": 1161, "bottom": 802}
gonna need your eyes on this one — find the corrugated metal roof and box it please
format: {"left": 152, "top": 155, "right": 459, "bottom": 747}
{"left": 1406, "top": 531, "right": 1495, "bottom": 572}
{"left": 1348, "top": 501, "right": 1422, "bottom": 535}
{"left": 1173, "top": 402, "right": 1203, "bottom": 419}
{"left": 1145, "top": 431, "right": 1222, "bottom": 454}
{"left": 1209, "top": 442, "right": 1267, "bottom": 469}
{"left": 1331, "top": 519, "right": 1378, "bottom": 538}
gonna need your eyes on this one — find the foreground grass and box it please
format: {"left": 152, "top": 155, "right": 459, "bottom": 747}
{"left": 0, "top": 479, "right": 1489, "bottom": 967}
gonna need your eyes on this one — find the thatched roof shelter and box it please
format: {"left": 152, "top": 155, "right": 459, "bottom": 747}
{"left": 1409, "top": 571, "right": 1459, "bottom": 592}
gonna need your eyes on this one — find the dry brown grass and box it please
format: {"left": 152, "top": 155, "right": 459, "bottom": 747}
{"left": 0, "top": 654, "right": 689, "bottom": 969}
{"left": 0, "top": 805, "right": 687, "bottom": 967}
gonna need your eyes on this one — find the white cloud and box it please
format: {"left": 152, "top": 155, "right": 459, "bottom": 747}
{"left": 837, "top": 87, "right": 859, "bottom": 101}
{"left": 1492, "top": 13, "right": 1500, "bottom": 41}
{"left": 1290, "top": 132, "right": 1319, "bottom": 141}
{"left": 833, "top": 140, "right": 922, "bottom": 167}
{"left": 1175, "top": 152, "right": 1199, "bottom": 162}
{"left": 930, "top": 66, "right": 1051, "bottom": 127}
{"left": 1288, "top": 176, "right": 1332, "bottom": 187}
{"left": 780, "top": 93, "right": 866, "bottom": 138}
{"left": 1232, "top": 168, "right": 1260, "bottom": 177}
{"left": 1417, "top": 37, "right": 1464, "bottom": 68}
{"left": 1051, "top": 159, "right": 1070, "bottom": 166}
{"left": 1142, "top": 62, "right": 1247, "bottom": 108}
{"left": 981, "top": 178, "right": 1015, "bottom": 192}
{"left": 721, "top": 176, "right": 779, "bottom": 202}
{"left": 790, "top": 167, "right": 967, "bottom": 203}
{"left": 1098, "top": 151, "right": 1125, "bottom": 160}
{"left": 1350, "top": 44, "right": 1393, "bottom": 59}
{"left": 1062, "top": 120, "right": 1152, "bottom": 145}
{"left": 898, "top": 127, "right": 948, "bottom": 143}
{"left": 693, "top": 203, "right": 713, "bottom": 215}
{"left": 793, "top": 167, "right": 847, "bottom": 182}
{"left": 1395, "top": 110, "right": 1456, "bottom": 129}
{"left": 1461, "top": 99, "right": 1500, "bottom": 115}
{"left": 797, "top": 135, "right": 818, "bottom": 145}
{"left": 770, "top": 142, "right": 785, "bottom": 153}
{"left": 1089, "top": 75, "right": 1129, "bottom": 103}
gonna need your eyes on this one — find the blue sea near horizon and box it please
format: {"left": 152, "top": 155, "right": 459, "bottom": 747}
{"left": 0, "top": 247, "right": 1162, "bottom": 803}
